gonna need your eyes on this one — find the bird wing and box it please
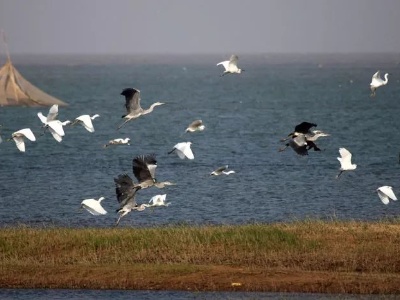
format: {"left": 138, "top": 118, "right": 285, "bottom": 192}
{"left": 214, "top": 165, "right": 228, "bottom": 173}
{"left": 228, "top": 55, "right": 239, "bottom": 68}
{"left": 378, "top": 186, "right": 397, "bottom": 202}
{"left": 216, "top": 60, "right": 230, "bottom": 71}
{"left": 18, "top": 128, "right": 36, "bottom": 142}
{"left": 188, "top": 119, "right": 203, "bottom": 128}
{"left": 132, "top": 154, "right": 157, "bottom": 183}
{"left": 49, "top": 128, "right": 63, "bottom": 142}
{"left": 76, "top": 115, "right": 95, "bottom": 132}
{"left": 377, "top": 189, "right": 390, "bottom": 205}
{"left": 12, "top": 136, "right": 26, "bottom": 152}
{"left": 47, "top": 104, "right": 59, "bottom": 122}
{"left": 372, "top": 71, "right": 381, "bottom": 80}
{"left": 37, "top": 112, "right": 47, "bottom": 124}
{"left": 338, "top": 148, "right": 352, "bottom": 167}
{"left": 174, "top": 142, "right": 194, "bottom": 159}
{"left": 294, "top": 122, "right": 317, "bottom": 133}
{"left": 125, "top": 89, "right": 142, "bottom": 114}
{"left": 114, "top": 174, "right": 138, "bottom": 206}
{"left": 47, "top": 121, "right": 65, "bottom": 137}
{"left": 81, "top": 199, "right": 107, "bottom": 215}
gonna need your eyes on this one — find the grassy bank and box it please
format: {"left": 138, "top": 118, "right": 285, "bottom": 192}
{"left": 1, "top": 220, "right": 400, "bottom": 293}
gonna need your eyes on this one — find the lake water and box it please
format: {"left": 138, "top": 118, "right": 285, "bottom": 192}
{"left": 0, "top": 289, "right": 397, "bottom": 300}
{"left": 0, "top": 53, "right": 400, "bottom": 227}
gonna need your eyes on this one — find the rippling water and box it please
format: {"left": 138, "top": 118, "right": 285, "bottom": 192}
{"left": 0, "top": 289, "right": 396, "bottom": 300}
{"left": 1, "top": 54, "right": 400, "bottom": 227}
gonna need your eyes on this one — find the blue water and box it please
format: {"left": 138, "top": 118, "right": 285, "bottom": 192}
{"left": 1, "top": 54, "right": 400, "bottom": 227}
{"left": 0, "top": 289, "right": 396, "bottom": 300}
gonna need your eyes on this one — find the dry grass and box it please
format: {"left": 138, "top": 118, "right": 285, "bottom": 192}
{"left": 1, "top": 220, "right": 400, "bottom": 293}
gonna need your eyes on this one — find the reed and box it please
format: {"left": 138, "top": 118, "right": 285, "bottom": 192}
{"left": 1, "top": 220, "right": 400, "bottom": 293}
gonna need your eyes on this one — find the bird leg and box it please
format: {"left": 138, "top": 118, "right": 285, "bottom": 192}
{"left": 117, "top": 119, "right": 130, "bottom": 130}
{"left": 278, "top": 144, "right": 289, "bottom": 152}
{"left": 167, "top": 148, "right": 176, "bottom": 155}
{"left": 336, "top": 171, "right": 343, "bottom": 179}
{"left": 307, "top": 141, "right": 321, "bottom": 151}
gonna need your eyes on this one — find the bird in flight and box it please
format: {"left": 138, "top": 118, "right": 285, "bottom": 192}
{"left": 217, "top": 55, "right": 244, "bottom": 76}
{"left": 336, "top": 148, "right": 357, "bottom": 179}
{"left": 370, "top": 71, "right": 389, "bottom": 97}
{"left": 118, "top": 88, "right": 165, "bottom": 129}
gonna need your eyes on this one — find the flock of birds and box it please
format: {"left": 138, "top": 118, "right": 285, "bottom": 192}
{"left": 0, "top": 54, "right": 396, "bottom": 225}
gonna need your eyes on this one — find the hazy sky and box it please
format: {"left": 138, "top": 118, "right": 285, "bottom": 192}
{"left": 0, "top": 0, "right": 399, "bottom": 54}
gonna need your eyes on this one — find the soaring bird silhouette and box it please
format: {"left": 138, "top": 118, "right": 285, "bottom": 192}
{"left": 118, "top": 88, "right": 165, "bottom": 129}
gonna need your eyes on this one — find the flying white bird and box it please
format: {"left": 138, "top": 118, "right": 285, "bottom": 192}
{"left": 81, "top": 197, "right": 107, "bottom": 215}
{"left": 210, "top": 165, "right": 235, "bottom": 176}
{"left": 118, "top": 88, "right": 165, "bottom": 129}
{"left": 168, "top": 142, "right": 194, "bottom": 159}
{"left": 71, "top": 114, "right": 100, "bottom": 133}
{"left": 37, "top": 104, "right": 66, "bottom": 142}
{"left": 103, "top": 138, "right": 130, "bottom": 148}
{"left": 217, "top": 55, "right": 244, "bottom": 76}
{"left": 376, "top": 186, "right": 397, "bottom": 205}
{"left": 336, "top": 148, "right": 357, "bottom": 179}
{"left": 370, "top": 71, "right": 389, "bottom": 97}
{"left": 185, "top": 120, "right": 205, "bottom": 133}
{"left": 7, "top": 128, "right": 36, "bottom": 152}
{"left": 145, "top": 194, "right": 170, "bottom": 208}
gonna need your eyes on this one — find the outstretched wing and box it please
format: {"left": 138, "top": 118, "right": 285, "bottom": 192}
{"left": 294, "top": 122, "right": 317, "bottom": 133}
{"left": 216, "top": 60, "right": 230, "bottom": 71}
{"left": 121, "top": 88, "right": 142, "bottom": 114}
{"left": 132, "top": 154, "right": 157, "bottom": 183}
{"left": 47, "top": 104, "right": 59, "bottom": 122}
{"left": 214, "top": 165, "right": 228, "bottom": 173}
{"left": 114, "top": 174, "right": 138, "bottom": 207}
{"left": 188, "top": 119, "right": 203, "bottom": 128}
{"left": 76, "top": 115, "right": 95, "bottom": 132}
{"left": 229, "top": 55, "right": 239, "bottom": 68}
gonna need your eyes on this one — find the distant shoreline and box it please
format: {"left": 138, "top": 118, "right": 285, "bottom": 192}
{"left": 1, "top": 221, "right": 400, "bottom": 294}
{"left": 1, "top": 52, "right": 400, "bottom": 66}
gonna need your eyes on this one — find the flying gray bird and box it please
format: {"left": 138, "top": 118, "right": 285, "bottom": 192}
{"left": 279, "top": 133, "right": 309, "bottom": 156}
{"left": 185, "top": 119, "right": 205, "bottom": 133}
{"left": 114, "top": 174, "right": 146, "bottom": 226}
{"left": 118, "top": 88, "right": 165, "bottom": 129}
{"left": 210, "top": 165, "right": 235, "bottom": 176}
{"left": 132, "top": 154, "right": 175, "bottom": 189}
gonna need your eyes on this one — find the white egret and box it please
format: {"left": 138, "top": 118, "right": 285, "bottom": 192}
{"left": 210, "top": 165, "right": 235, "bottom": 176}
{"left": 81, "top": 197, "right": 107, "bottom": 215}
{"left": 118, "top": 88, "right": 165, "bottom": 129}
{"left": 145, "top": 194, "right": 170, "bottom": 208}
{"left": 103, "top": 138, "right": 130, "bottom": 148}
{"left": 168, "top": 142, "right": 194, "bottom": 160}
{"left": 217, "top": 55, "right": 244, "bottom": 76}
{"left": 336, "top": 148, "right": 357, "bottom": 179}
{"left": 376, "top": 186, "right": 397, "bottom": 205}
{"left": 185, "top": 120, "right": 205, "bottom": 133}
{"left": 71, "top": 114, "right": 100, "bottom": 133}
{"left": 37, "top": 104, "right": 66, "bottom": 142}
{"left": 370, "top": 71, "right": 389, "bottom": 97}
{"left": 7, "top": 128, "right": 36, "bottom": 152}
{"left": 132, "top": 154, "right": 175, "bottom": 189}
{"left": 114, "top": 174, "right": 147, "bottom": 226}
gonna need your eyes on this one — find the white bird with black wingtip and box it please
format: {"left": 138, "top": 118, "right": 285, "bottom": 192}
{"left": 217, "top": 55, "right": 244, "bottom": 76}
